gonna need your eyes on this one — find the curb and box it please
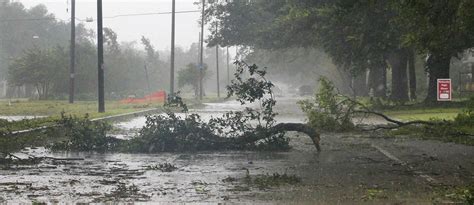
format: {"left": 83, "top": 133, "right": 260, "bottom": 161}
{"left": 9, "top": 107, "right": 163, "bottom": 136}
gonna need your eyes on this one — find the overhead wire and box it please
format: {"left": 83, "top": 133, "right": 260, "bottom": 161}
{"left": 0, "top": 10, "right": 200, "bottom": 23}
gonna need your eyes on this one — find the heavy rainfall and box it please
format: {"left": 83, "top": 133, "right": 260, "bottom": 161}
{"left": 0, "top": 0, "right": 474, "bottom": 204}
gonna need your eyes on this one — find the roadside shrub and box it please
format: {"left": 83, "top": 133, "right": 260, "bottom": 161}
{"left": 49, "top": 114, "right": 120, "bottom": 152}
{"left": 454, "top": 97, "right": 474, "bottom": 126}
{"left": 121, "top": 62, "right": 291, "bottom": 153}
{"left": 434, "top": 183, "right": 474, "bottom": 205}
{"left": 48, "top": 62, "right": 316, "bottom": 153}
{"left": 1, "top": 118, "right": 54, "bottom": 157}
{"left": 124, "top": 113, "right": 226, "bottom": 152}
{"left": 298, "top": 77, "right": 355, "bottom": 132}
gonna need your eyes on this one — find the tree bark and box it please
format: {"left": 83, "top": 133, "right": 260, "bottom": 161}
{"left": 353, "top": 71, "right": 369, "bottom": 97}
{"left": 425, "top": 54, "right": 451, "bottom": 103}
{"left": 368, "top": 61, "right": 387, "bottom": 98}
{"left": 407, "top": 49, "right": 417, "bottom": 100}
{"left": 388, "top": 49, "right": 409, "bottom": 102}
{"left": 270, "top": 123, "right": 321, "bottom": 152}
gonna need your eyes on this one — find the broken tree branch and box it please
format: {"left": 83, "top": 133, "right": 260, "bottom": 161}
{"left": 270, "top": 123, "right": 321, "bottom": 152}
{"left": 354, "top": 110, "right": 436, "bottom": 126}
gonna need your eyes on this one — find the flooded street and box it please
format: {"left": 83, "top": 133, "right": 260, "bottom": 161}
{"left": 1, "top": 96, "right": 474, "bottom": 204}
{"left": 2, "top": 0, "right": 474, "bottom": 203}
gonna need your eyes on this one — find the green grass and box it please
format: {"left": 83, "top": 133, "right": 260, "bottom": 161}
{"left": 0, "top": 99, "right": 163, "bottom": 119}
{"left": 0, "top": 99, "right": 166, "bottom": 132}
{"left": 384, "top": 108, "right": 463, "bottom": 121}
{"left": 0, "top": 96, "right": 226, "bottom": 132}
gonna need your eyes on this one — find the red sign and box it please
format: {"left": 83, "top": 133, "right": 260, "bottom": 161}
{"left": 437, "top": 79, "right": 452, "bottom": 101}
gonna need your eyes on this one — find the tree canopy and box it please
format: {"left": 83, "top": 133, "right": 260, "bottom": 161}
{"left": 207, "top": 0, "right": 474, "bottom": 102}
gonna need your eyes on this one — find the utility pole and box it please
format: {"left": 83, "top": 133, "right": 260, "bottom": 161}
{"left": 97, "top": 0, "right": 105, "bottom": 113}
{"left": 170, "top": 0, "right": 176, "bottom": 97}
{"left": 226, "top": 47, "right": 230, "bottom": 86}
{"left": 199, "top": 0, "right": 205, "bottom": 100}
{"left": 215, "top": 24, "right": 220, "bottom": 98}
{"left": 69, "top": 0, "right": 75, "bottom": 104}
{"left": 144, "top": 63, "right": 151, "bottom": 93}
{"left": 196, "top": 32, "right": 201, "bottom": 98}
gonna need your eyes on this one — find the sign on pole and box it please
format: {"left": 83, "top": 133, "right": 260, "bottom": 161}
{"left": 437, "top": 79, "right": 452, "bottom": 101}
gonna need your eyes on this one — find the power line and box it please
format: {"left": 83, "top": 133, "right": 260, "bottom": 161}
{"left": 103, "top": 10, "right": 200, "bottom": 19}
{"left": 0, "top": 17, "right": 57, "bottom": 22}
{"left": 0, "top": 10, "right": 200, "bottom": 23}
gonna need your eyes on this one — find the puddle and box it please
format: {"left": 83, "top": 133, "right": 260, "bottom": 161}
{"left": 0, "top": 143, "right": 316, "bottom": 203}
{"left": 0, "top": 96, "right": 316, "bottom": 203}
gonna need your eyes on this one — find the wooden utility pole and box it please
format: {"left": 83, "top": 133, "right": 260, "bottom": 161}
{"left": 69, "top": 0, "right": 75, "bottom": 104}
{"left": 144, "top": 63, "right": 151, "bottom": 93}
{"left": 97, "top": 0, "right": 105, "bottom": 113}
{"left": 170, "top": 0, "right": 176, "bottom": 96}
{"left": 196, "top": 32, "right": 201, "bottom": 97}
{"left": 226, "top": 47, "right": 230, "bottom": 86}
{"left": 215, "top": 24, "right": 220, "bottom": 98}
{"left": 199, "top": 0, "right": 205, "bottom": 100}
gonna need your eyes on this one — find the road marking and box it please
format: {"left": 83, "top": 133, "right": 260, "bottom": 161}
{"left": 371, "top": 144, "right": 437, "bottom": 183}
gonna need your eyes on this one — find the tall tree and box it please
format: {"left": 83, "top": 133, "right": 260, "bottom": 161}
{"left": 178, "top": 63, "right": 209, "bottom": 97}
{"left": 8, "top": 46, "right": 67, "bottom": 100}
{"left": 395, "top": 0, "right": 474, "bottom": 103}
{"left": 207, "top": 0, "right": 415, "bottom": 99}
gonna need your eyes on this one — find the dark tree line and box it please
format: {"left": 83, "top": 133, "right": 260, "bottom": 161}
{"left": 0, "top": 1, "right": 224, "bottom": 100}
{"left": 206, "top": 0, "right": 474, "bottom": 103}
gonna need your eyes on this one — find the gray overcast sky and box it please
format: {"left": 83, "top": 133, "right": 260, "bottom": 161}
{"left": 18, "top": 0, "right": 205, "bottom": 51}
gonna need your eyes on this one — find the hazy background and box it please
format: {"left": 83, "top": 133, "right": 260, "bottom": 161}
{"left": 18, "top": 0, "right": 204, "bottom": 52}
{"left": 0, "top": 0, "right": 343, "bottom": 100}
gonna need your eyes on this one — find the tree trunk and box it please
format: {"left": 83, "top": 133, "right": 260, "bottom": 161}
{"left": 25, "top": 84, "right": 34, "bottom": 98}
{"left": 36, "top": 86, "right": 42, "bottom": 100}
{"left": 368, "top": 61, "right": 387, "bottom": 98}
{"left": 352, "top": 71, "right": 368, "bottom": 97}
{"left": 194, "top": 85, "right": 199, "bottom": 97}
{"left": 388, "top": 49, "right": 409, "bottom": 102}
{"left": 335, "top": 66, "right": 354, "bottom": 97}
{"left": 407, "top": 49, "right": 417, "bottom": 100}
{"left": 471, "top": 63, "right": 474, "bottom": 83}
{"left": 425, "top": 54, "right": 451, "bottom": 103}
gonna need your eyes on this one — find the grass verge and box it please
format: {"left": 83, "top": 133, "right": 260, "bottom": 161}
{"left": 383, "top": 108, "right": 462, "bottom": 121}
{"left": 0, "top": 100, "right": 164, "bottom": 132}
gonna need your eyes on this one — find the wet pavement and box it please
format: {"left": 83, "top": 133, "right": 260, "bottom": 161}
{"left": 1, "top": 95, "right": 473, "bottom": 204}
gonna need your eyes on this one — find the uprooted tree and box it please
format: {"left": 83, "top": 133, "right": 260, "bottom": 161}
{"left": 47, "top": 61, "right": 321, "bottom": 153}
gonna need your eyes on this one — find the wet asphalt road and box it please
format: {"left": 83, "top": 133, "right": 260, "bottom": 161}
{"left": 0, "top": 95, "right": 473, "bottom": 204}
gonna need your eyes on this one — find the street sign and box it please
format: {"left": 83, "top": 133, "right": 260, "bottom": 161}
{"left": 437, "top": 79, "right": 452, "bottom": 101}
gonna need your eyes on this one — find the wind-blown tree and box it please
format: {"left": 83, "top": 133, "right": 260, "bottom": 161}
{"left": 8, "top": 46, "right": 67, "bottom": 100}
{"left": 141, "top": 36, "right": 169, "bottom": 93}
{"left": 207, "top": 0, "right": 418, "bottom": 101}
{"left": 0, "top": 2, "right": 70, "bottom": 82}
{"left": 395, "top": 0, "right": 474, "bottom": 103}
{"left": 104, "top": 27, "right": 120, "bottom": 55}
{"left": 141, "top": 36, "right": 159, "bottom": 62}
{"left": 178, "top": 63, "right": 209, "bottom": 97}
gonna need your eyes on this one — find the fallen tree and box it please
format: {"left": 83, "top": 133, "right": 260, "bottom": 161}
{"left": 50, "top": 61, "right": 321, "bottom": 153}
{"left": 298, "top": 77, "right": 474, "bottom": 146}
